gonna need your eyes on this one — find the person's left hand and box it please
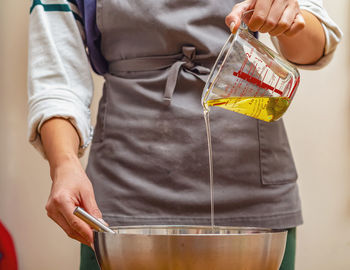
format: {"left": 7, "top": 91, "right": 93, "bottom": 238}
{"left": 226, "top": 0, "right": 305, "bottom": 37}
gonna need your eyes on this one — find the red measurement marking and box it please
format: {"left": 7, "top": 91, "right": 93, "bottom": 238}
{"left": 254, "top": 66, "right": 269, "bottom": 97}
{"left": 224, "top": 84, "right": 234, "bottom": 98}
{"left": 288, "top": 76, "right": 300, "bottom": 99}
{"left": 233, "top": 70, "right": 283, "bottom": 95}
{"left": 212, "top": 102, "right": 227, "bottom": 106}
{"left": 273, "top": 77, "right": 281, "bottom": 95}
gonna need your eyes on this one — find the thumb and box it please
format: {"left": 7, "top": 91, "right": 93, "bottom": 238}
{"left": 225, "top": 0, "right": 255, "bottom": 33}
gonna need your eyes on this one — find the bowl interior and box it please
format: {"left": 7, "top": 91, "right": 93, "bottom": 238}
{"left": 94, "top": 226, "right": 287, "bottom": 270}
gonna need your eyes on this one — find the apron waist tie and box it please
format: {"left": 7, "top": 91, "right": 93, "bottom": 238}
{"left": 108, "top": 46, "right": 212, "bottom": 105}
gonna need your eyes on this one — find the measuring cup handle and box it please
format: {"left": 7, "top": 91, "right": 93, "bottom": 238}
{"left": 240, "top": 9, "right": 254, "bottom": 30}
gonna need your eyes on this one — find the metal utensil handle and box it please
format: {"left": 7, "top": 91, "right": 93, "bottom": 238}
{"left": 74, "top": 207, "right": 115, "bottom": 234}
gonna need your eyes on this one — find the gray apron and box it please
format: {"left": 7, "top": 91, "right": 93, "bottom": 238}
{"left": 86, "top": 0, "right": 303, "bottom": 229}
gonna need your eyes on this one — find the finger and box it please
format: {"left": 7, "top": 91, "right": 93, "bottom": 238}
{"left": 48, "top": 210, "right": 91, "bottom": 246}
{"left": 269, "top": 5, "right": 297, "bottom": 36}
{"left": 248, "top": 0, "right": 274, "bottom": 32}
{"left": 80, "top": 188, "right": 111, "bottom": 227}
{"left": 80, "top": 186, "right": 103, "bottom": 220}
{"left": 225, "top": 0, "right": 255, "bottom": 33}
{"left": 284, "top": 13, "right": 305, "bottom": 37}
{"left": 259, "top": 0, "right": 289, "bottom": 33}
{"left": 59, "top": 201, "right": 94, "bottom": 245}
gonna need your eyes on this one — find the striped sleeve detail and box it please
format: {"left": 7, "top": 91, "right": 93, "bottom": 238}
{"left": 30, "top": 0, "right": 83, "bottom": 25}
{"left": 30, "top": 0, "right": 86, "bottom": 45}
{"left": 67, "top": 0, "right": 84, "bottom": 26}
{"left": 66, "top": 0, "right": 86, "bottom": 41}
{"left": 30, "top": 0, "right": 70, "bottom": 13}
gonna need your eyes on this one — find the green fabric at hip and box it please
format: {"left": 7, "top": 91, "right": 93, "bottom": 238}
{"left": 80, "top": 228, "right": 296, "bottom": 270}
{"left": 279, "top": 227, "right": 296, "bottom": 270}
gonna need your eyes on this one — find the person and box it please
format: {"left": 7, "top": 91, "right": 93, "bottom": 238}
{"left": 27, "top": 0, "right": 342, "bottom": 269}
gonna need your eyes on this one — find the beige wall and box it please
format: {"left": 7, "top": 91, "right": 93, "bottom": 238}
{"left": 288, "top": 1, "right": 350, "bottom": 268}
{"left": 0, "top": 1, "right": 349, "bottom": 269}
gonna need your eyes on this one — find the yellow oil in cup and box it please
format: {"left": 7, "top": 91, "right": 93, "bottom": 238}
{"left": 206, "top": 96, "right": 291, "bottom": 122}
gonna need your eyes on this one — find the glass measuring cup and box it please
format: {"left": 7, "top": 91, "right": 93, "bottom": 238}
{"left": 201, "top": 11, "right": 300, "bottom": 122}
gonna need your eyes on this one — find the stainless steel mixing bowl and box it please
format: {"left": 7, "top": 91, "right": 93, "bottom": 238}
{"left": 93, "top": 226, "right": 287, "bottom": 270}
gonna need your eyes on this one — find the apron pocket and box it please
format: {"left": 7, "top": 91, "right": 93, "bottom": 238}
{"left": 258, "top": 120, "right": 298, "bottom": 185}
{"left": 92, "top": 82, "right": 108, "bottom": 143}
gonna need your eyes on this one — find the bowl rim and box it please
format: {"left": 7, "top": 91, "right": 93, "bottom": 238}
{"left": 94, "top": 225, "right": 287, "bottom": 236}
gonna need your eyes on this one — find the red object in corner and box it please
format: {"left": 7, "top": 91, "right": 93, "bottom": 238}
{"left": 0, "top": 221, "right": 18, "bottom": 270}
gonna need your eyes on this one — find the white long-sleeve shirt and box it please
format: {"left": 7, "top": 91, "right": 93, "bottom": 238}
{"left": 27, "top": 0, "right": 343, "bottom": 157}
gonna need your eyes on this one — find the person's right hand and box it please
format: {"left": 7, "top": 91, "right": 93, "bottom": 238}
{"left": 226, "top": 0, "right": 305, "bottom": 36}
{"left": 45, "top": 155, "right": 102, "bottom": 247}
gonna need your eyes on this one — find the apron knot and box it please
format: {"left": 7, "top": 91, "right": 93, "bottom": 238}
{"left": 107, "top": 46, "right": 213, "bottom": 105}
{"left": 164, "top": 46, "right": 211, "bottom": 105}
{"left": 181, "top": 46, "right": 196, "bottom": 69}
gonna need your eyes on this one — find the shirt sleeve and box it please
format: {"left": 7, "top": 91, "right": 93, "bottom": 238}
{"left": 28, "top": 0, "right": 94, "bottom": 158}
{"left": 271, "top": 0, "right": 343, "bottom": 70}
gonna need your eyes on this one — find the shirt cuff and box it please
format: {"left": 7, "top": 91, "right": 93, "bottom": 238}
{"left": 28, "top": 89, "right": 93, "bottom": 158}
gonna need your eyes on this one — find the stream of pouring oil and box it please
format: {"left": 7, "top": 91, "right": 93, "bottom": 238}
{"left": 203, "top": 95, "right": 291, "bottom": 228}
{"left": 203, "top": 109, "right": 215, "bottom": 228}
